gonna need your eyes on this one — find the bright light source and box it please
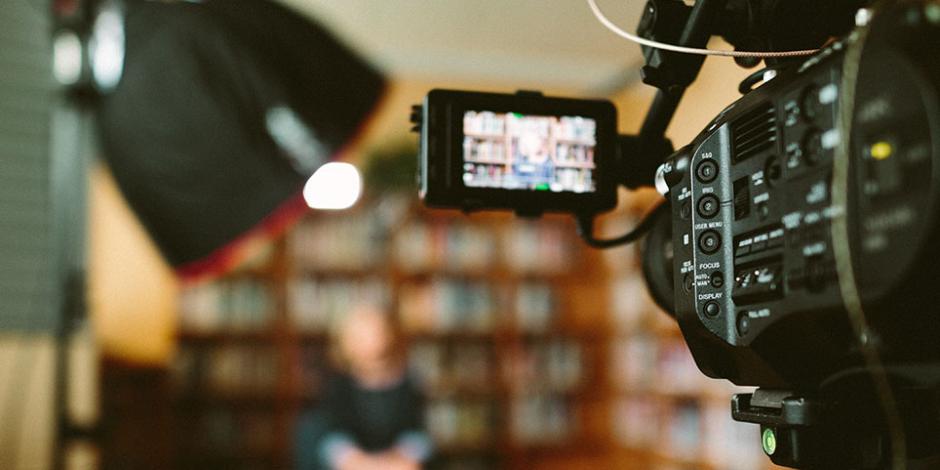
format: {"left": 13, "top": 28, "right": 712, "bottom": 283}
{"left": 303, "top": 162, "right": 362, "bottom": 210}
{"left": 53, "top": 31, "right": 83, "bottom": 86}
{"left": 90, "top": 2, "right": 126, "bottom": 92}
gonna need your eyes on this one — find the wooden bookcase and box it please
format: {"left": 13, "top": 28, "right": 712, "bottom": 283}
{"left": 169, "top": 195, "right": 613, "bottom": 469}
{"left": 168, "top": 192, "right": 785, "bottom": 470}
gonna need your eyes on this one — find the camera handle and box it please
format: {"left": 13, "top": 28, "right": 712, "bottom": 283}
{"left": 637, "top": 0, "right": 725, "bottom": 139}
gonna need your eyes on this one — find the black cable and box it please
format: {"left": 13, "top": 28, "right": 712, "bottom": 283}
{"left": 575, "top": 199, "right": 669, "bottom": 249}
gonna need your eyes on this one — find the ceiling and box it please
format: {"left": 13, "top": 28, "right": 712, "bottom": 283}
{"left": 279, "top": 0, "right": 647, "bottom": 95}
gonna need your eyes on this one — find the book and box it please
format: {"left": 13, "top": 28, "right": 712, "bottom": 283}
{"left": 287, "top": 277, "right": 390, "bottom": 332}
{"left": 178, "top": 279, "right": 274, "bottom": 333}
{"left": 398, "top": 279, "right": 497, "bottom": 333}
{"left": 514, "top": 282, "right": 556, "bottom": 333}
{"left": 510, "top": 394, "right": 573, "bottom": 444}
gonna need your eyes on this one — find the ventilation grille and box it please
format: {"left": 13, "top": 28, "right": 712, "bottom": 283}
{"left": 732, "top": 102, "right": 777, "bottom": 163}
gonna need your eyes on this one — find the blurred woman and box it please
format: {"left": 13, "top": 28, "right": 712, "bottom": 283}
{"left": 297, "top": 303, "right": 431, "bottom": 470}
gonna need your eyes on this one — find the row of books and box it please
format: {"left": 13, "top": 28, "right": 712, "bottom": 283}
{"left": 610, "top": 336, "right": 733, "bottom": 396}
{"left": 179, "top": 408, "right": 277, "bottom": 456}
{"left": 461, "top": 139, "right": 595, "bottom": 168}
{"left": 463, "top": 111, "right": 507, "bottom": 137}
{"left": 288, "top": 215, "right": 573, "bottom": 276}
{"left": 339, "top": 338, "right": 585, "bottom": 397}
{"left": 286, "top": 276, "right": 557, "bottom": 335}
{"left": 463, "top": 111, "right": 597, "bottom": 144}
{"left": 609, "top": 273, "right": 675, "bottom": 333}
{"left": 552, "top": 167, "right": 595, "bottom": 193}
{"left": 463, "top": 137, "right": 507, "bottom": 163}
{"left": 394, "top": 221, "right": 497, "bottom": 273}
{"left": 502, "top": 221, "right": 572, "bottom": 274}
{"left": 399, "top": 278, "right": 562, "bottom": 334}
{"left": 462, "top": 162, "right": 511, "bottom": 189}
{"left": 394, "top": 220, "right": 573, "bottom": 274}
{"left": 425, "top": 399, "right": 496, "bottom": 448}
{"left": 510, "top": 394, "right": 575, "bottom": 444}
{"left": 463, "top": 163, "right": 595, "bottom": 193}
{"left": 287, "top": 277, "right": 390, "bottom": 332}
{"left": 503, "top": 340, "right": 584, "bottom": 393}
{"left": 554, "top": 143, "right": 594, "bottom": 165}
{"left": 178, "top": 279, "right": 275, "bottom": 332}
{"left": 426, "top": 397, "right": 579, "bottom": 449}
{"left": 612, "top": 396, "right": 768, "bottom": 470}
{"left": 288, "top": 214, "right": 386, "bottom": 271}
{"left": 513, "top": 282, "right": 556, "bottom": 332}
{"left": 171, "top": 345, "right": 280, "bottom": 397}
{"left": 553, "top": 116, "right": 597, "bottom": 143}
{"left": 398, "top": 280, "right": 497, "bottom": 333}
{"left": 410, "top": 342, "right": 496, "bottom": 393}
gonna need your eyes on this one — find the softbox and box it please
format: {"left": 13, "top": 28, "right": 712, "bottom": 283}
{"left": 96, "top": 0, "right": 386, "bottom": 280}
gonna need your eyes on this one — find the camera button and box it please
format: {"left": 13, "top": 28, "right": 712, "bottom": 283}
{"left": 698, "top": 230, "right": 722, "bottom": 254}
{"left": 697, "top": 194, "right": 721, "bottom": 218}
{"left": 805, "top": 257, "right": 828, "bottom": 291}
{"left": 696, "top": 159, "right": 719, "bottom": 183}
{"left": 801, "top": 85, "right": 822, "bottom": 122}
{"left": 680, "top": 200, "right": 692, "bottom": 220}
{"left": 710, "top": 272, "right": 724, "bottom": 288}
{"left": 802, "top": 129, "right": 824, "bottom": 165}
{"left": 704, "top": 301, "right": 721, "bottom": 317}
{"left": 736, "top": 312, "right": 750, "bottom": 336}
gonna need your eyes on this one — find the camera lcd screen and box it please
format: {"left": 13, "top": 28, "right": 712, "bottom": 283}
{"left": 462, "top": 111, "right": 597, "bottom": 193}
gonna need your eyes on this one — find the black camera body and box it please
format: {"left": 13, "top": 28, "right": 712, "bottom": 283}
{"left": 660, "top": 4, "right": 940, "bottom": 390}
{"left": 415, "top": 89, "right": 618, "bottom": 216}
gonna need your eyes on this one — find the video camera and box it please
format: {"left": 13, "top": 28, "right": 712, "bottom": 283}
{"left": 412, "top": 1, "right": 940, "bottom": 468}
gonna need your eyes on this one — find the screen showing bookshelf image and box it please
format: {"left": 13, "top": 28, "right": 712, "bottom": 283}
{"left": 462, "top": 110, "right": 597, "bottom": 193}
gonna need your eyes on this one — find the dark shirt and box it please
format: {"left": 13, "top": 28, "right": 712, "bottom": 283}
{"left": 320, "top": 372, "right": 426, "bottom": 453}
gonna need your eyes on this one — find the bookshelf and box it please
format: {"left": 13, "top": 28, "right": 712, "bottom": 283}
{"left": 170, "top": 242, "right": 289, "bottom": 470}
{"left": 170, "top": 195, "right": 612, "bottom": 469}
{"left": 168, "top": 191, "right": 785, "bottom": 469}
